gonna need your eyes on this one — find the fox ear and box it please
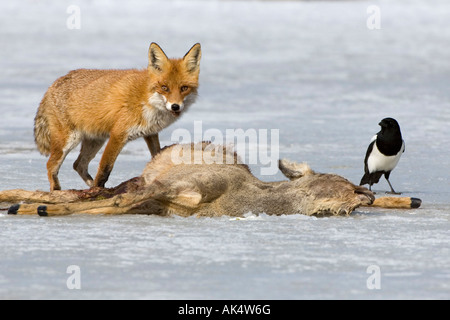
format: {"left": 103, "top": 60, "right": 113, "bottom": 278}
{"left": 148, "top": 42, "right": 169, "bottom": 73}
{"left": 183, "top": 43, "right": 201, "bottom": 73}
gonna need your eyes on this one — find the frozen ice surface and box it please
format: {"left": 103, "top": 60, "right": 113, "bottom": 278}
{"left": 1, "top": 213, "right": 448, "bottom": 299}
{"left": 0, "top": 0, "right": 449, "bottom": 299}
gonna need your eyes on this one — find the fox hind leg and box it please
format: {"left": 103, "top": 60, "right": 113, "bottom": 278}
{"left": 47, "top": 131, "right": 81, "bottom": 191}
{"left": 47, "top": 150, "right": 63, "bottom": 191}
{"left": 73, "top": 138, "right": 106, "bottom": 187}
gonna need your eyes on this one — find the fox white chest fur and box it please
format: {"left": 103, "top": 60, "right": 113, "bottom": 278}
{"left": 127, "top": 92, "right": 197, "bottom": 142}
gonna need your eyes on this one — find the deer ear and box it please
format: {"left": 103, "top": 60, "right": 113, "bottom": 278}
{"left": 148, "top": 42, "right": 169, "bottom": 73}
{"left": 278, "top": 159, "right": 314, "bottom": 180}
{"left": 183, "top": 43, "right": 201, "bottom": 73}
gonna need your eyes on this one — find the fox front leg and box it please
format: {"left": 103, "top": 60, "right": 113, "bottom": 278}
{"left": 144, "top": 133, "right": 161, "bottom": 157}
{"left": 93, "top": 133, "right": 128, "bottom": 188}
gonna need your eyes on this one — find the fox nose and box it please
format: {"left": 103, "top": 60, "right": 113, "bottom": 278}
{"left": 171, "top": 104, "right": 180, "bottom": 112}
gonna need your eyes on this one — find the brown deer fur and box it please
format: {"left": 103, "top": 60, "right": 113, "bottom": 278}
{"left": 0, "top": 142, "right": 420, "bottom": 217}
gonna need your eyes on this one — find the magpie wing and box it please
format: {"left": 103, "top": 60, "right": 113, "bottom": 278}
{"left": 363, "top": 138, "right": 376, "bottom": 174}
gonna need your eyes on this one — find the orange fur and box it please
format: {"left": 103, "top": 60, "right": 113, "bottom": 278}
{"left": 34, "top": 43, "right": 201, "bottom": 190}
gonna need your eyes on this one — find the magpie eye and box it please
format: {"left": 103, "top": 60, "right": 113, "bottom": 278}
{"left": 161, "top": 85, "right": 169, "bottom": 92}
{"left": 180, "top": 86, "right": 189, "bottom": 92}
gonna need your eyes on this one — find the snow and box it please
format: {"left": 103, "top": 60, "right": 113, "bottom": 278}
{"left": 0, "top": 0, "right": 449, "bottom": 299}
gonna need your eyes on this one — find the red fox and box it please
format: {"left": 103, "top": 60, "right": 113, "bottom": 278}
{"left": 34, "top": 43, "right": 201, "bottom": 190}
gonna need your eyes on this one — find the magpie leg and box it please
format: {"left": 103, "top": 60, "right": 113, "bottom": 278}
{"left": 385, "top": 178, "right": 401, "bottom": 195}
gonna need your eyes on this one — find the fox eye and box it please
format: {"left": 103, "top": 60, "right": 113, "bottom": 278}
{"left": 180, "top": 86, "right": 189, "bottom": 92}
{"left": 161, "top": 85, "right": 169, "bottom": 92}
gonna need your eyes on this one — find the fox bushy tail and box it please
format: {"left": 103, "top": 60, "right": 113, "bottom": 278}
{"left": 34, "top": 95, "right": 52, "bottom": 156}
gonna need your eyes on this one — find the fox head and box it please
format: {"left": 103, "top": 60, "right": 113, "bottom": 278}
{"left": 147, "top": 43, "right": 201, "bottom": 116}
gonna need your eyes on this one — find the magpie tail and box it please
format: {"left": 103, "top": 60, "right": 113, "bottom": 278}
{"left": 359, "top": 171, "right": 383, "bottom": 186}
{"left": 359, "top": 173, "right": 370, "bottom": 186}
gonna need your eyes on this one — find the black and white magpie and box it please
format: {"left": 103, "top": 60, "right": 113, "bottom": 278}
{"left": 360, "top": 117, "right": 405, "bottom": 194}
